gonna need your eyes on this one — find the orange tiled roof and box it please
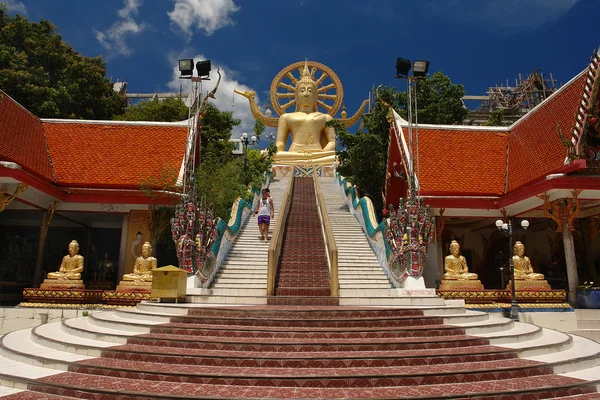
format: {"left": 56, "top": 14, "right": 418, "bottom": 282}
{"left": 507, "top": 72, "right": 586, "bottom": 192}
{"left": 43, "top": 122, "right": 188, "bottom": 188}
{"left": 0, "top": 90, "right": 54, "bottom": 181}
{"left": 408, "top": 128, "right": 508, "bottom": 195}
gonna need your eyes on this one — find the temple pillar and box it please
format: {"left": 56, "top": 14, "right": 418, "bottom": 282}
{"left": 423, "top": 238, "right": 440, "bottom": 288}
{"left": 562, "top": 219, "right": 579, "bottom": 304}
{"left": 117, "top": 213, "right": 129, "bottom": 281}
{"left": 583, "top": 218, "right": 598, "bottom": 282}
{"left": 33, "top": 201, "right": 58, "bottom": 287}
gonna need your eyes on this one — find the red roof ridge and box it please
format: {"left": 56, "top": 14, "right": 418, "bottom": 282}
{"left": 395, "top": 122, "right": 509, "bottom": 132}
{"left": 508, "top": 68, "right": 588, "bottom": 131}
{"left": 40, "top": 118, "right": 188, "bottom": 127}
{"left": 0, "top": 89, "right": 42, "bottom": 124}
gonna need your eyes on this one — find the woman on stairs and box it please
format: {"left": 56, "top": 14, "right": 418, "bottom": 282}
{"left": 254, "top": 188, "right": 274, "bottom": 242}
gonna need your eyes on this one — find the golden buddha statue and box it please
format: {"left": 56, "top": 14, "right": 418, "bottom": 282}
{"left": 439, "top": 240, "right": 483, "bottom": 291}
{"left": 234, "top": 60, "right": 369, "bottom": 168}
{"left": 272, "top": 62, "right": 336, "bottom": 165}
{"left": 40, "top": 240, "right": 85, "bottom": 289}
{"left": 117, "top": 242, "right": 157, "bottom": 290}
{"left": 509, "top": 241, "right": 551, "bottom": 290}
{"left": 48, "top": 240, "right": 84, "bottom": 280}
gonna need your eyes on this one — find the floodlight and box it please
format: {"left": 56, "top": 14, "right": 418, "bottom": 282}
{"left": 412, "top": 60, "right": 430, "bottom": 77}
{"left": 178, "top": 59, "right": 194, "bottom": 77}
{"left": 396, "top": 57, "right": 411, "bottom": 77}
{"left": 196, "top": 60, "right": 211, "bottom": 78}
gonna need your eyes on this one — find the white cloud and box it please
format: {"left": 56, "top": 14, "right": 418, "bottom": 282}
{"left": 3, "top": 0, "right": 27, "bottom": 15}
{"left": 93, "top": 0, "right": 147, "bottom": 56}
{"left": 167, "top": 54, "right": 260, "bottom": 139}
{"left": 424, "top": 0, "right": 578, "bottom": 31}
{"left": 168, "top": 0, "right": 240, "bottom": 37}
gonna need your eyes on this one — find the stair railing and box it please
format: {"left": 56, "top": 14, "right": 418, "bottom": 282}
{"left": 313, "top": 173, "right": 339, "bottom": 297}
{"left": 267, "top": 173, "right": 295, "bottom": 296}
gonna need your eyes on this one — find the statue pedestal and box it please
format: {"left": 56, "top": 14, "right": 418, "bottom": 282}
{"left": 22, "top": 287, "right": 102, "bottom": 304}
{"left": 438, "top": 279, "right": 484, "bottom": 291}
{"left": 507, "top": 280, "right": 552, "bottom": 291}
{"left": 39, "top": 279, "right": 85, "bottom": 290}
{"left": 103, "top": 280, "right": 152, "bottom": 306}
{"left": 116, "top": 280, "right": 152, "bottom": 291}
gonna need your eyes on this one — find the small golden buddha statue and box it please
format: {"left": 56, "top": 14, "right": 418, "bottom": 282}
{"left": 40, "top": 240, "right": 85, "bottom": 289}
{"left": 439, "top": 240, "right": 483, "bottom": 290}
{"left": 508, "top": 241, "right": 551, "bottom": 290}
{"left": 47, "top": 240, "right": 84, "bottom": 280}
{"left": 272, "top": 62, "right": 336, "bottom": 165}
{"left": 117, "top": 242, "right": 157, "bottom": 290}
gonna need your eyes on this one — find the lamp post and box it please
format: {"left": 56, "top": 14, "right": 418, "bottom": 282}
{"left": 240, "top": 132, "right": 257, "bottom": 172}
{"left": 495, "top": 218, "right": 529, "bottom": 322}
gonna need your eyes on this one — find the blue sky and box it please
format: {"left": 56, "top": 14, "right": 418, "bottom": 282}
{"left": 3, "top": 0, "right": 599, "bottom": 139}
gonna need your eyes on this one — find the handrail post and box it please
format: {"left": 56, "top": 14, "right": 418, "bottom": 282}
{"left": 313, "top": 171, "right": 339, "bottom": 297}
{"left": 267, "top": 172, "right": 295, "bottom": 296}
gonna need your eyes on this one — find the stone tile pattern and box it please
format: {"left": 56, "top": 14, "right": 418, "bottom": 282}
{"left": 275, "top": 177, "right": 331, "bottom": 297}
{"left": 4, "top": 306, "right": 599, "bottom": 399}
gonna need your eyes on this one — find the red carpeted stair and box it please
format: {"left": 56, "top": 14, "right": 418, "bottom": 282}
{"left": 275, "top": 177, "right": 331, "bottom": 297}
{"left": 1, "top": 305, "right": 600, "bottom": 399}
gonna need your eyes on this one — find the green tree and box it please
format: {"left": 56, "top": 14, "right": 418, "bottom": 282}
{"left": 195, "top": 159, "right": 247, "bottom": 220}
{"left": 333, "top": 71, "right": 467, "bottom": 217}
{"left": 484, "top": 109, "right": 505, "bottom": 126}
{"left": 0, "top": 9, "right": 124, "bottom": 119}
{"left": 199, "top": 103, "right": 240, "bottom": 164}
{"left": 332, "top": 87, "right": 400, "bottom": 216}
{"left": 397, "top": 71, "right": 469, "bottom": 125}
{"left": 113, "top": 97, "right": 189, "bottom": 122}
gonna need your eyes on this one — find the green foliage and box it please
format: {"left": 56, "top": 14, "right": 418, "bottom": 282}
{"left": 333, "top": 72, "right": 468, "bottom": 218}
{"left": 199, "top": 103, "right": 240, "bottom": 164}
{"left": 252, "top": 119, "right": 265, "bottom": 140}
{"left": 485, "top": 109, "right": 505, "bottom": 126}
{"left": 241, "top": 148, "right": 273, "bottom": 189}
{"left": 113, "top": 97, "right": 189, "bottom": 122}
{"left": 0, "top": 10, "right": 124, "bottom": 119}
{"left": 397, "top": 71, "right": 469, "bottom": 125}
{"left": 195, "top": 159, "right": 247, "bottom": 220}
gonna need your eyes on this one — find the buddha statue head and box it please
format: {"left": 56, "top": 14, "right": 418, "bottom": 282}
{"left": 295, "top": 61, "right": 317, "bottom": 113}
{"left": 141, "top": 242, "right": 152, "bottom": 258}
{"left": 68, "top": 240, "right": 79, "bottom": 256}
{"left": 449, "top": 240, "right": 461, "bottom": 257}
{"left": 514, "top": 241, "right": 525, "bottom": 257}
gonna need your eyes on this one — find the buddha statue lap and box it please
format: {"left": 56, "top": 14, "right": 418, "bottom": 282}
{"left": 508, "top": 241, "right": 551, "bottom": 290}
{"left": 117, "top": 242, "right": 157, "bottom": 290}
{"left": 439, "top": 240, "right": 484, "bottom": 291}
{"left": 272, "top": 62, "right": 336, "bottom": 166}
{"left": 40, "top": 240, "right": 85, "bottom": 289}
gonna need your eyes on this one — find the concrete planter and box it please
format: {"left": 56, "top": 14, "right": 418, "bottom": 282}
{"left": 577, "top": 288, "right": 600, "bottom": 309}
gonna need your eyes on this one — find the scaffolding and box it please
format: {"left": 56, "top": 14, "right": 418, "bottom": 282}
{"left": 470, "top": 69, "right": 560, "bottom": 113}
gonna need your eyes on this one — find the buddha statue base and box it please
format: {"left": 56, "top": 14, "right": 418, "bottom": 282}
{"left": 507, "top": 280, "right": 552, "bottom": 291}
{"left": 39, "top": 279, "right": 85, "bottom": 290}
{"left": 116, "top": 280, "right": 152, "bottom": 291}
{"left": 439, "top": 279, "right": 484, "bottom": 291}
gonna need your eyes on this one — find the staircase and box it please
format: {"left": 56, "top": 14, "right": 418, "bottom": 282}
{"left": 318, "top": 176, "right": 393, "bottom": 297}
{"left": 1, "top": 302, "right": 600, "bottom": 399}
{"left": 189, "top": 177, "right": 288, "bottom": 304}
{"left": 275, "top": 177, "right": 331, "bottom": 297}
{"left": 576, "top": 309, "right": 600, "bottom": 342}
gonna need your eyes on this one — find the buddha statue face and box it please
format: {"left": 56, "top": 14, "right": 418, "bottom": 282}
{"left": 449, "top": 241, "right": 460, "bottom": 257}
{"left": 68, "top": 241, "right": 79, "bottom": 256}
{"left": 141, "top": 242, "right": 152, "bottom": 258}
{"left": 295, "top": 62, "right": 317, "bottom": 112}
{"left": 514, "top": 242, "right": 525, "bottom": 257}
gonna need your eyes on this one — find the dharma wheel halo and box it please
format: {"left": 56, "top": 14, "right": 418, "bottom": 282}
{"left": 270, "top": 61, "right": 344, "bottom": 117}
